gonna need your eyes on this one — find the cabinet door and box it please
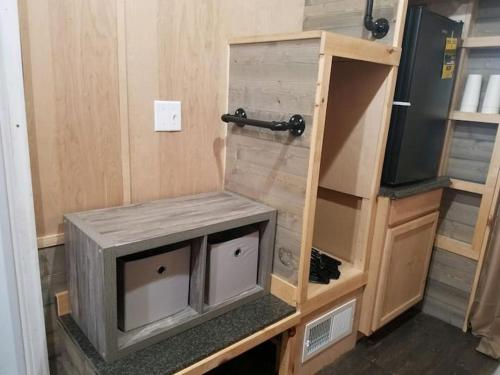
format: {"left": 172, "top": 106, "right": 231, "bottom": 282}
{"left": 372, "top": 212, "right": 439, "bottom": 330}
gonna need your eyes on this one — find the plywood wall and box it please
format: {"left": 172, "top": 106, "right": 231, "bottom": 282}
{"left": 20, "top": 0, "right": 304, "bottom": 246}
{"left": 20, "top": 0, "right": 124, "bottom": 242}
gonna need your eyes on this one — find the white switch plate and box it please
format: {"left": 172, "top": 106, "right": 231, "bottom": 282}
{"left": 154, "top": 100, "right": 181, "bottom": 131}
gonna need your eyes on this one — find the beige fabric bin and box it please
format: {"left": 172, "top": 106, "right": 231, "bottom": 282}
{"left": 118, "top": 245, "right": 191, "bottom": 331}
{"left": 206, "top": 230, "right": 259, "bottom": 306}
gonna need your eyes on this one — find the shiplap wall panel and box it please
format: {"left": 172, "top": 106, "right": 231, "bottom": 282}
{"left": 438, "top": 189, "right": 481, "bottom": 244}
{"left": 422, "top": 248, "right": 477, "bottom": 328}
{"left": 225, "top": 39, "right": 321, "bottom": 284}
{"left": 20, "top": 0, "right": 124, "bottom": 239}
{"left": 472, "top": 0, "right": 500, "bottom": 36}
{"left": 446, "top": 122, "right": 497, "bottom": 183}
{"left": 303, "top": 0, "right": 399, "bottom": 45}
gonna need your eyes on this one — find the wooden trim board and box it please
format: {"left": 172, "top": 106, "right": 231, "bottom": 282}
{"left": 271, "top": 274, "right": 297, "bottom": 306}
{"left": 435, "top": 235, "right": 479, "bottom": 260}
{"left": 0, "top": 1, "right": 50, "bottom": 371}
{"left": 296, "top": 52, "right": 333, "bottom": 304}
{"left": 450, "top": 111, "right": 500, "bottom": 124}
{"left": 116, "top": 0, "right": 131, "bottom": 204}
{"left": 37, "top": 232, "right": 64, "bottom": 248}
{"left": 323, "top": 33, "right": 401, "bottom": 66}
{"left": 449, "top": 178, "right": 485, "bottom": 195}
{"left": 229, "top": 30, "right": 322, "bottom": 44}
{"left": 177, "top": 313, "right": 300, "bottom": 375}
{"left": 463, "top": 36, "right": 500, "bottom": 48}
{"left": 359, "top": 197, "right": 391, "bottom": 335}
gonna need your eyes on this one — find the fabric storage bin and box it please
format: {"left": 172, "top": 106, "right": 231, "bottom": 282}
{"left": 206, "top": 230, "right": 259, "bottom": 306}
{"left": 117, "top": 244, "right": 191, "bottom": 331}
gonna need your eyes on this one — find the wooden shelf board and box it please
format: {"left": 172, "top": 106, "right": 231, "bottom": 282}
{"left": 463, "top": 36, "right": 500, "bottom": 49}
{"left": 435, "top": 234, "right": 479, "bottom": 260}
{"left": 449, "top": 178, "right": 485, "bottom": 195}
{"left": 302, "top": 262, "right": 367, "bottom": 315}
{"left": 450, "top": 111, "right": 500, "bottom": 124}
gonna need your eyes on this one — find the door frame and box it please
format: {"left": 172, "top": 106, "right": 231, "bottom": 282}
{"left": 0, "top": 0, "right": 49, "bottom": 373}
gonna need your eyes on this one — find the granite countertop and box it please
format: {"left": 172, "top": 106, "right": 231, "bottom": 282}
{"left": 379, "top": 176, "right": 451, "bottom": 200}
{"left": 58, "top": 294, "right": 295, "bottom": 375}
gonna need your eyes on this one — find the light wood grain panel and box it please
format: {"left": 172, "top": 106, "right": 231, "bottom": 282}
{"left": 373, "top": 212, "right": 439, "bottom": 329}
{"left": 225, "top": 38, "right": 321, "bottom": 284}
{"left": 20, "top": 0, "right": 124, "bottom": 241}
{"left": 319, "top": 60, "right": 391, "bottom": 198}
{"left": 388, "top": 189, "right": 443, "bottom": 227}
{"left": 313, "top": 188, "right": 362, "bottom": 263}
{"left": 126, "top": 0, "right": 304, "bottom": 204}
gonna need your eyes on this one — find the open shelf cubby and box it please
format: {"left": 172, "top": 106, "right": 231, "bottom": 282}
{"left": 305, "top": 55, "right": 393, "bottom": 305}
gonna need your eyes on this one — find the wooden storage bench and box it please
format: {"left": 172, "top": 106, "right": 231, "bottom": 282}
{"left": 64, "top": 191, "right": 277, "bottom": 361}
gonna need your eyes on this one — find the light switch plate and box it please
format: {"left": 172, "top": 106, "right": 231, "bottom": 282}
{"left": 154, "top": 100, "right": 181, "bottom": 131}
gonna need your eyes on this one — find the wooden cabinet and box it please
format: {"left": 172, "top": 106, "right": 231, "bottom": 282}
{"left": 360, "top": 189, "right": 442, "bottom": 334}
{"left": 372, "top": 212, "right": 439, "bottom": 330}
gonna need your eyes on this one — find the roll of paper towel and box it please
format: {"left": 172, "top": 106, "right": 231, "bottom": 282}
{"left": 460, "top": 74, "right": 482, "bottom": 113}
{"left": 481, "top": 75, "right": 500, "bottom": 114}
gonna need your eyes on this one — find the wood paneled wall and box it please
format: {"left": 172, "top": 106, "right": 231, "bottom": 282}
{"left": 20, "top": 0, "right": 124, "bottom": 244}
{"left": 19, "top": 0, "right": 304, "bottom": 247}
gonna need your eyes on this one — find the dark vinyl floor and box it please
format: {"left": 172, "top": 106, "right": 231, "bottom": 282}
{"left": 319, "top": 310, "right": 499, "bottom": 375}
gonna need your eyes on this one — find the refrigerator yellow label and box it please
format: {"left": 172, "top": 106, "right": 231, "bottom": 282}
{"left": 442, "top": 37, "right": 458, "bottom": 79}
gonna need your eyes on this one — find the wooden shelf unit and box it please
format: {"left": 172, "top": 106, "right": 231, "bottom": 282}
{"left": 224, "top": 30, "right": 402, "bottom": 316}
{"left": 64, "top": 191, "right": 277, "bottom": 361}
{"left": 437, "top": 0, "right": 500, "bottom": 330}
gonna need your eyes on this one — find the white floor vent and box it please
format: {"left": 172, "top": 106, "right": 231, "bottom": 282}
{"left": 302, "top": 299, "right": 356, "bottom": 363}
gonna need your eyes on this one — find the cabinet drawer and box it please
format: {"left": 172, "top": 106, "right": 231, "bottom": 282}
{"left": 388, "top": 189, "right": 442, "bottom": 227}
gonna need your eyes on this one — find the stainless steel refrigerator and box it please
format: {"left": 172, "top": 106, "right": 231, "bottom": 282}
{"left": 382, "top": 6, "right": 463, "bottom": 186}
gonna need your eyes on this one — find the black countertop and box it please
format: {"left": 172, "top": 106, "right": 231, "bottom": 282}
{"left": 58, "top": 294, "right": 295, "bottom": 375}
{"left": 379, "top": 176, "right": 451, "bottom": 200}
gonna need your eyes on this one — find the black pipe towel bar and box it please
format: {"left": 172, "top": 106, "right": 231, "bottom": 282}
{"left": 221, "top": 108, "right": 305, "bottom": 137}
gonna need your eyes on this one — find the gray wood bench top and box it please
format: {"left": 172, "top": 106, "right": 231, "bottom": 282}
{"left": 65, "top": 191, "right": 275, "bottom": 249}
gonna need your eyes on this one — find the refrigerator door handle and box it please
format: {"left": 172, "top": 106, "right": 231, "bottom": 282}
{"left": 393, "top": 101, "right": 412, "bottom": 107}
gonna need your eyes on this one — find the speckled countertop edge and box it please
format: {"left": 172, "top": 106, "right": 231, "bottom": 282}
{"left": 379, "top": 176, "right": 451, "bottom": 199}
{"left": 58, "top": 294, "right": 295, "bottom": 375}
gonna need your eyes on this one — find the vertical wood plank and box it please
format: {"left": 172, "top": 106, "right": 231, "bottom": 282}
{"left": 20, "top": 0, "right": 123, "bottom": 239}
